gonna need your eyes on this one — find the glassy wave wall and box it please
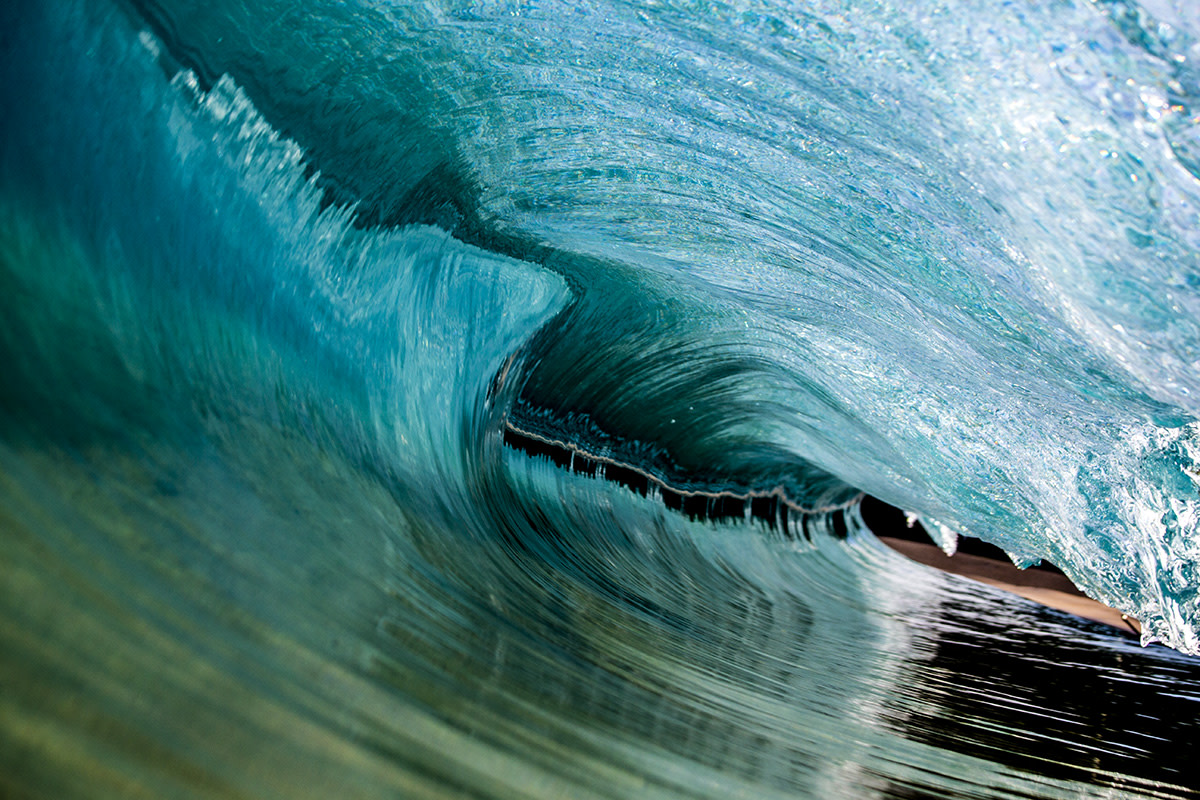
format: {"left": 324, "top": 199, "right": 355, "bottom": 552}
{"left": 4, "top": 1, "right": 1200, "bottom": 798}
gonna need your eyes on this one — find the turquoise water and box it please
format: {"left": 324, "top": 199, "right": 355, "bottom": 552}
{"left": 4, "top": 1, "right": 1200, "bottom": 797}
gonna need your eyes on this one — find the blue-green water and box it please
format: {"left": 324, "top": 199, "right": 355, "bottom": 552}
{"left": 4, "top": 1, "right": 1200, "bottom": 797}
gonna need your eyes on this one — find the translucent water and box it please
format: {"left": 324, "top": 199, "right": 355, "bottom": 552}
{"left": 4, "top": 0, "right": 1200, "bottom": 797}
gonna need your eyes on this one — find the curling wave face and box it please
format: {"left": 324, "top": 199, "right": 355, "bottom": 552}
{"left": 4, "top": 0, "right": 1200, "bottom": 798}
{"left": 92, "top": 0, "right": 1200, "bottom": 651}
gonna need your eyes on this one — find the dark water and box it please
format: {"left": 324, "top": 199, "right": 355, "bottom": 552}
{"left": 4, "top": 1, "right": 1200, "bottom": 797}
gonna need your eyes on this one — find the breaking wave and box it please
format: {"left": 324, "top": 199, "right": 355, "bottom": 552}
{"left": 5, "top": 1, "right": 1200, "bottom": 797}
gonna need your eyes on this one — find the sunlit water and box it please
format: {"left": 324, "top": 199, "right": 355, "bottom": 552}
{"left": 4, "top": 1, "right": 1200, "bottom": 797}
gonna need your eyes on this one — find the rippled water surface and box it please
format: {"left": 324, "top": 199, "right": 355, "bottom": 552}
{"left": 4, "top": 1, "right": 1200, "bottom": 797}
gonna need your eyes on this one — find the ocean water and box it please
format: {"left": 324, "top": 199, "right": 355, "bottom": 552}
{"left": 4, "top": 0, "right": 1200, "bottom": 797}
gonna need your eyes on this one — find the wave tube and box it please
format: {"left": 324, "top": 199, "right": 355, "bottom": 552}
{"left": 4, "top": 1, "right": 1200, "bottom": 799}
